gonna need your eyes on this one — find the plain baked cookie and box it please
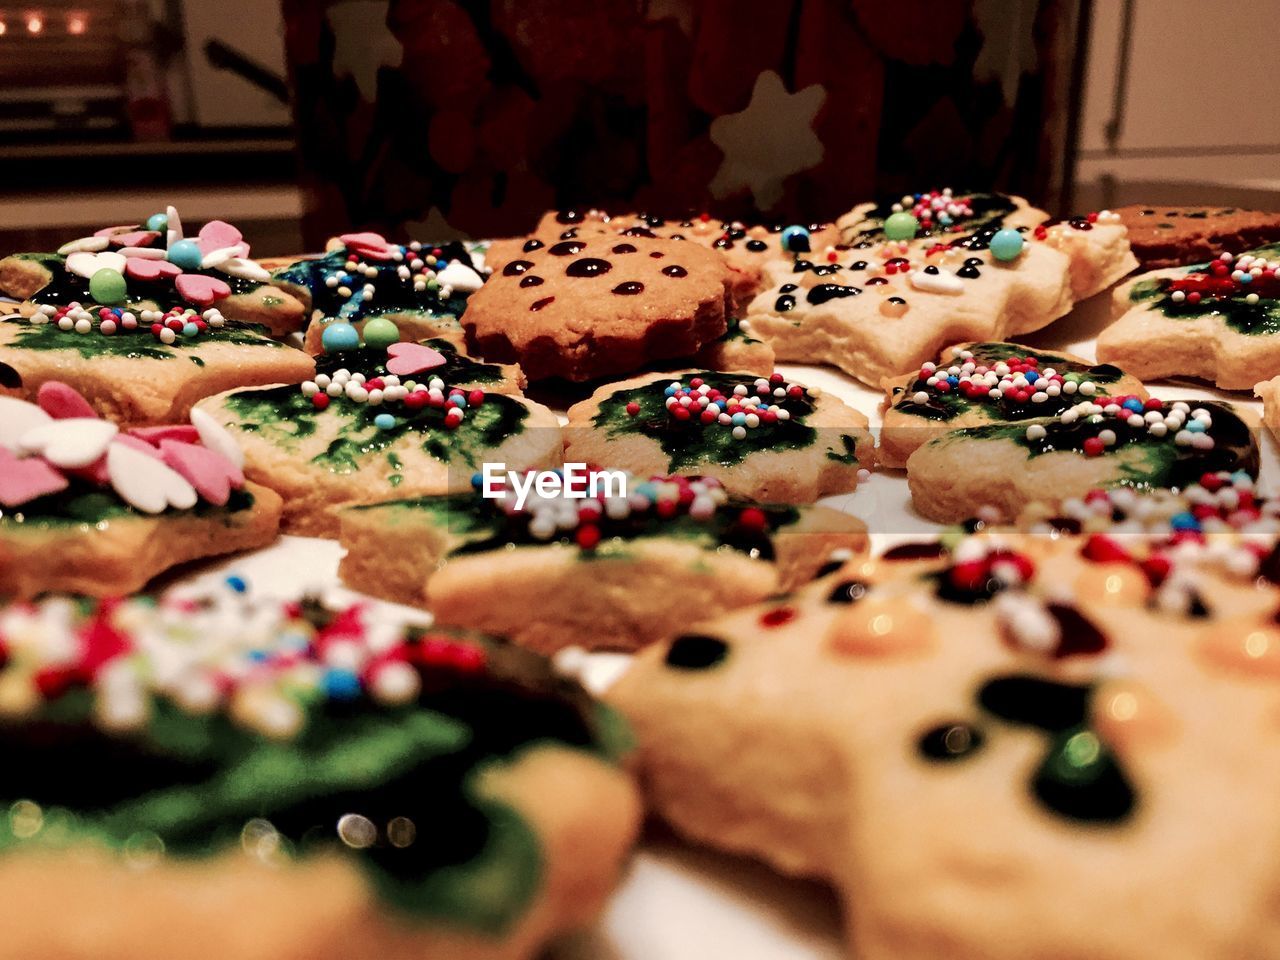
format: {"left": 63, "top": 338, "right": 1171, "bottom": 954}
{"left": 608, "top": 527, "right": 1280, "bottom": 960}
{"left": 337, "top": 472, "right": 867, "bottom": 654}
{"left": 905, "top": 397, "right": 1259, "bottom": 522}
{"left": 563, "top": 369, "right": 874, "bottom": 502}
{"left": 1115, "top": 204, "right": 1280, "bottom": 269}
{"left": 270, "top": 233, "right": 488, "bottom": 355}
{"left": 1098, "top": 244, "right": 1280, "bottom": 389}
{"left": 462, "top": 234, "right": 732, "bottom": 382}
{"left": 746, "top": 191, "right": 1135, "bottom": 385}
{"left": 0, "top": 585, "right": 640, "bottom": 960}
{"left": 195, "top": 339, "right": 560, "bottom": 537}
{"left": 0, "top": 206, "right": 307, "bottom": 336}
{"left": 0, "top": 383, "right": 280, "bottom": 598}
{"left": 879, "top": 341, "right": 1147, "bottom": 468}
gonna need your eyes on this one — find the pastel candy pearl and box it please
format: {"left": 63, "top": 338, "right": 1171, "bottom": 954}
{"left": 146, "top": 212, "right": 169, "bottom": 232}
{"left": 361, "top": 316, "right": 400, "bottom": 349}
{"left": 990, "top": 228, "right": 1025, "bottom": 262}
{"left": 779, "top": 225, "right": 810, "bottom": 253}
{"left": 89, "top": 268, "right": 128, "bottom": 305}
{"left": 321, "top": 322, "right": 361, "bottom": 352}
{"left": 883, "top": 211, "right": 919, "bottom": 241}
{"left": 167, "top": 239, "right": 204, "bottom": 270}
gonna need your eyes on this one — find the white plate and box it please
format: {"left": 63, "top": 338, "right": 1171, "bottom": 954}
{"left": 170, "top": 284, "right": 1278, "bottom": 960}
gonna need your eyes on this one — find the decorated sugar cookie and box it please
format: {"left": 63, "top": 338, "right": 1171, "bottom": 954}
{"left": 0, "top": 207, "right": 306, "bottom": 335}
{"left": 195, "top": 339, "right": 560, "bottom": 537}
{"left": 1114, "top": 204, "right": 1280, "bottom": 270}
{"left": 0, "top": 383, "right": 280, "bottom": 598}
{"left": 745, "top": 190, "right": 1136, "bottom": 385}
{"left": 879, "top": 342, "right": 1147, "bottom": 468}
{"left": 609, "top": 527, "right": 1280, "bottom": 960}
{"left": 1098, "top": 244, "right": 1280, "bottom": 389}
{"left": 563, "top": 369, "right": 874, "bottom": 503}
{"left": 905, "top": 398, "right": 1259, "bottom": 523}
{"left": 271, "top": 233, "right": 489, "bottom": 356}
{"left": 487, "top": 209, "right": 838, "bottom": 305}
{"left": 0, "top": 583, "right": 639, "bottom": 960}
{"left": 338, "top": 471, "right": 867, "bottom": 654}
{"left": 462, "top": 234, "right": 733, "bottom": 382}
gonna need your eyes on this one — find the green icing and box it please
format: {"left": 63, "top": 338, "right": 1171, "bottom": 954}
{"left": 1130, "top": 243, "right": 1280, "bottom": 336}
{"left": 6, "top": 317, "right": 282, "bottom": 360}
{"left": 1, "top": 486, "right": 256, "bottom": 530}
{"left": 825, "top": 434, "right": 860, "bottom": 464}
{"left": 593, "top": 372, "right": 818, "bottom": 470}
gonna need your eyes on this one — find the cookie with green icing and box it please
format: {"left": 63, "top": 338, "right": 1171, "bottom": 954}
{"left": 879, "top": 341, "right": 1147, "bottom": 468}
{"left": 1099, "top": 244, "right": 1280, "bottom": 388}
{"left": 195, "top": 339, "right": 560, "bottom": 537}
{"left": 608, "top": 529, "right": 1280, "bottom": 960}
{"left": 906, "top": 397, "right": 1259, "bottom": 523}
{"left": 270, "top": 233, "right": 487, "bottom": 356}
{"left": 745, "top": 190, "right": 1136, "bottom": 386}
{"left": 0, "top": 584, "right": 639, "bottom": 960}
{"left": 338, "top": 471, "right": 867, "bottom": 654}
{"left": 0, "top": 384, "right": 281, "bottom": 599}
{"left": 563, "top": 369, "right": 874, "bottom": 503}
{"left": 0, "top": 207, "right": 307, "bottom": 336}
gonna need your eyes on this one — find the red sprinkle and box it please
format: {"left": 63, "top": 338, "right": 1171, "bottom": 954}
{"left": 1082, "top": 436, "right": 1105, "bottom": 457}
{"left": 760, "top": 606, "right": 796, "bottom": 628}
{"left": 312, "top": 393, "right": 330, "bottom": 410}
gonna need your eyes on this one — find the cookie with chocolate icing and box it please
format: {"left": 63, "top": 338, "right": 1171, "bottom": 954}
{"left": 0, "top": 585, "right": 640, "bottom": 960}
{"left": 1099, "top": 244, "right": 1280, "bottom": 389}
{"left": 0, "top": 383, "right": 280, "bottom": 598}
{"left": 879, "top": 342, "right": 1147, "bottom": 468}
{"left": 462, "top": 234, "right": 732, "bottom": 383}
{"left": 195, "top": 340, "right": 560, "bottom": 537}
{"left": 905, "top": 398, "right": 1259, "bottom": 523}
{"left": 0, "top": 207, "right": 307, "bottom": 336}
{"left": 338, "top": 472, "right": 867, "bottom": 654}
{"left": 745, "top": 191, "right": 1137, "bottom": 386}
{"left": 608, "top": 527, "right": 1280, "bottom": 960}
{"left": 1115, "top": 204, "right": 1280, "bottom": 270}
{"left": 271, "top": 234, "right": 488, "bottom": 356}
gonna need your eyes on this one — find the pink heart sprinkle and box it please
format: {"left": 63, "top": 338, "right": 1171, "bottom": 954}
{"left": 109, "top": 231, "right": 161, "bottom": 249}
{"left": 385, "top": 341, "right": 446, "bottom": 376}
{"left": 126, "top": 257, "right": 182, "bottom": 282}
{"left": 129, "top": 425, "right": 199, "bottom": 445}
{"left": 94, "top": 224, "right": 139, "bottom": 238}
{"left": 339, "top": 231, "right": 394, "bottom": 260}
{"left": 159, "top": 439, "right": 243, "bottom": 506}
{"left": 197, "top": 220, "right": 244, "bottom": 257}
{"left": 0, "top": 449, "right": 68, "bottom": 507}
{"left": 36, "top": 381, "right": 97, "bottom": 420}
{"left": 175, "top": 273, "right": 232, "bottom": 307}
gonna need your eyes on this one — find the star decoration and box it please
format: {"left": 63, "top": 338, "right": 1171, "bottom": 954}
{"left": 708, "top": 70, "right": 826, "bottom": 210}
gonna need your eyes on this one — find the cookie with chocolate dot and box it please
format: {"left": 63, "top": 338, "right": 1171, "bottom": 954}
{"left": 462, "top": 235, "right": 732, "bottom": 382}
{"left": 1114, "top": 204, "right": 1280, "bottom": 270}
{"left": 609, "top": 526, "right": 1280, "bottom": 960}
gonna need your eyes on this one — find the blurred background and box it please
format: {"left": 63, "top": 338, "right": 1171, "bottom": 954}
{"left": 4, "top": 0, "right": 1278, "bottom": 255}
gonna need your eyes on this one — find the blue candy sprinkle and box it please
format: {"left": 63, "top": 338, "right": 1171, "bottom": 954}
{"left": 780, "top": 225, "right": 811, "bottom": 253}
{"left": 374, "top": 413, "right": 396, "bottom": 430}
{"left": 471, "top": 472, "right": 483, "bottom": 488}
{"left": 1169, "top": 512, "right": 1200, "bottom": 531}
{"left": 224, "top": 574, "right": 248, "bottom": 593}
{"left": 1186, "top": 420, "right": 1206, "bottom": 433}
{"left": 947, "top": 376, "right": 959, "bottom": 386}
{"left": 447, "top": 395, "right": 467, "bottom": 409}
{"left": 182, "top": 322, "right": 199, "bottom": 337}
{"left": 1123, "top": 398, "right": 1144, "bottom": 412}
{"left": 664, "top": 385, "right": 678, "bottom": 397}
{"left": 323, "top": 669, "right": 362, "bottom": 700}
{"left": 1025, "top": 370, "right": 1040, "bottom": 384}
{"left": 731, "top": 412, "right": 747, "bottom": 426}
{"left": 248, "top": 650, "right": 271, "bottom": 662}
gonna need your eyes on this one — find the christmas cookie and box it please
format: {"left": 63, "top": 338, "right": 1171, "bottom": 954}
{"left": 462, "top": 234, "right": 733, "bottom": 382}
{"left": 746, "top": 190, "right": 1135, "bottom": 385}
{"left": 879, "top": 342, "right": 1147, "bottom": 468}
{"left": 271, "top": 233, "right": 488, "bottom": 356}
{"left": 337, "top": 472, "right": 867, "bottom": 654}
{"left": 608, "top": 531, "right": 1280, "bottom": 960}
{"left": 195, "top": 340, "right": 560, "bottom": 537}
{"left": 0, "top": 585, "right": 640, "bottom": 960}
{"left": 1115, "top": 204, "right": 1280, "bottom": 269}
{"left": 905, "top": 398, "right": 1259, "bottom": 523}
{"left": 0, "top": 206, "right": 307, "bottom": 336}
{"left": 0, "top": 306, "right": 314, "bottom": 428}
{"left": 487, "top": 209, "right": 837, "bottom": 305}
{"left": 0, "top": 384, "right": 280, "bottom": 598}
{"left": 563, "top": 370, "right": 873, "bottom": 503}
{"left": 688, "top": 316, "right": 774, "bottom": 375}
{"left": 1097, "top": 245, "right": 1280, "bottom": 389}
